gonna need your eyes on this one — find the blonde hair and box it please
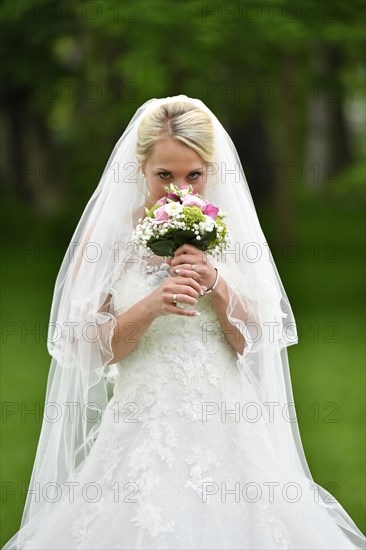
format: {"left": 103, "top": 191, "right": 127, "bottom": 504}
{"left": 135, "top": 101, "right": 215, "bottom": 169}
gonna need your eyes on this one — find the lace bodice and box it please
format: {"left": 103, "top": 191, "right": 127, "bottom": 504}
{"left": 109, "top": 250, "right": 239, "bottom": 395}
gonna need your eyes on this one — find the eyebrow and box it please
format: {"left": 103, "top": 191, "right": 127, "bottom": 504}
{"left": 155, "top": 168, "right": 203, "bottom": 172}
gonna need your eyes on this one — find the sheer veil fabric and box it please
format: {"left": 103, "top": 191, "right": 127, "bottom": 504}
{"left": 3, "top": 95, "right": 365, "bottom": 549}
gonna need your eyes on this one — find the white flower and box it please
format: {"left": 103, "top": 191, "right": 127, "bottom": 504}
{"left": 165, "top": 202, "right": 183, "bottom": 216}
{"left": 180, "top": 187, "right": 190, "bottom": 197}
{"left": 204, "top": 215, "right": 215, "bottom": 230}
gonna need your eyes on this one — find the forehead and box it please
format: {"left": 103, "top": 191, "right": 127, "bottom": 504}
{"left": 148, "top": 138, "right": 204, "bottom": 169}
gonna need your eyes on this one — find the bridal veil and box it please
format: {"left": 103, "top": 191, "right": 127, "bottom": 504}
{"left": 4, "top": 95, "right": 364, "bottom": 549}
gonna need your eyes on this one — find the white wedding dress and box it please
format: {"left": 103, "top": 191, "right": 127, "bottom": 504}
{"left": 20, "top": 252, "right": 362, "bottom": 550}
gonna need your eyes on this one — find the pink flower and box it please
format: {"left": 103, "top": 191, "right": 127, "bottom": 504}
{"left": 156, "top": 197, "right": 167, "bottom": 205}
{"left": 182, "top": 194, "right": 206, "bottom": 210}
{"left": 153, "top": 205, "right": 169, "bottom": 223}
{"left": 180, "top": 185, "right": 197, "bottom": 195}
{"left": 203, "top": 203, "right": 219, "bottom": 219}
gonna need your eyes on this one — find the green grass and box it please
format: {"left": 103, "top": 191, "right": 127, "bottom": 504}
{"left": 262, "top": 190, "right": 365, "bottom": 533}
{"left": 1, "top": 252, "right": 60, "bottom": 545}
{"left": 1, "top": 191, "right": 365, "bottom": 544}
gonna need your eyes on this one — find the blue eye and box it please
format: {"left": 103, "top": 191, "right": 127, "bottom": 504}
{"left": 158, "top": 172, "right": 171, "bottom": 179}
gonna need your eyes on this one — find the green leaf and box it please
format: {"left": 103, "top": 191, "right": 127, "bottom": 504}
{"left": 172, "top": 229, "right": 196, "bottom": 246}
{"left": 146, "top": 226, "right": 218, "bottom": 256}
{"left": 148, "top": 238, "right": 176, "bottom": 257}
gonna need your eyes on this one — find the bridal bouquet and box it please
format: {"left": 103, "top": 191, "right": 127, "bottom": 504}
{"left": 132, "top": 183, "right": 230, "bottom": 258}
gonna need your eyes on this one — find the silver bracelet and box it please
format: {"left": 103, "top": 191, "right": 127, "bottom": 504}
{"left": 204, "top": 267, "right": 219, "bottom": 294}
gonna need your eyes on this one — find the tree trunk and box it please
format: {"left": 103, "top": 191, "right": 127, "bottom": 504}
{"left": 305, "top": 42, "right": 352, "bottom": 189}
{"left": 272, "top": 53, "right": 298, "bottom": 246}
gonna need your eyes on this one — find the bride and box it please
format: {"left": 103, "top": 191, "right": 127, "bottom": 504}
{"left": 3, "top": 95, "right": 365, "bottom": 550}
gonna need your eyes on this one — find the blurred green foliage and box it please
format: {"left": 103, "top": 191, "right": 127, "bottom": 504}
{"left": 1, "top": 0, "right": 365, "bottom": 225}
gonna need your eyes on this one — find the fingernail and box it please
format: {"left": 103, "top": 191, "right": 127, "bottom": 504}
{"left": 175, "top": 269, "right": 181, "bottom": 274}
{"left": 200, "top": 289, "right": 204, "bottom": 295}
{"left": 193, "top": 311, "right": 200, "bottom": 316}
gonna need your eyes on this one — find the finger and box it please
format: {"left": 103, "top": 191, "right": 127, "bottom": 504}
{"left": 170, "top": 274, "right": 200, "bottom": 288}
{"left": 171, "top": 266, "right": 200, "bottom": 277}
{"left": 168, "top": 274, "right": 199, "bottom": 289}
{"left": 171, "top": 285, "right": 199, "bottom": 301}
{"left": 165, "top": 305, "right": 200, "bottom": 317}
{"left": 171, "top": 255, "right": 200, "bottom": 269}
{"left": 172, "top": 296, "right": 198, "bottom": 307}
{"left": 174, "top": 244, "right": 199, "bottom": 256}
{"left": 164, "top": 286, "right": 198, "bottom": 303}
{"left": 173, "top": 246, "right": 208, "bottom": 264}
{"left": 174, "top": 271, "right": 205, "bottom": 293}
{"left": 175, "top": 279, "right": 205, "bottom": 297}
{"left": 163, "top": 292, "right": 200, "bottom": 313}
{"left": 165, "top": 276, "right": 205, "bottom": 296}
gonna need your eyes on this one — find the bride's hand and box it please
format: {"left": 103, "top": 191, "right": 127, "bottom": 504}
{"left": 146, "top": 273, "right": 205, "bottom": 317}
{"left": 167, "top": 244, "right": 216, "bottom": 290}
